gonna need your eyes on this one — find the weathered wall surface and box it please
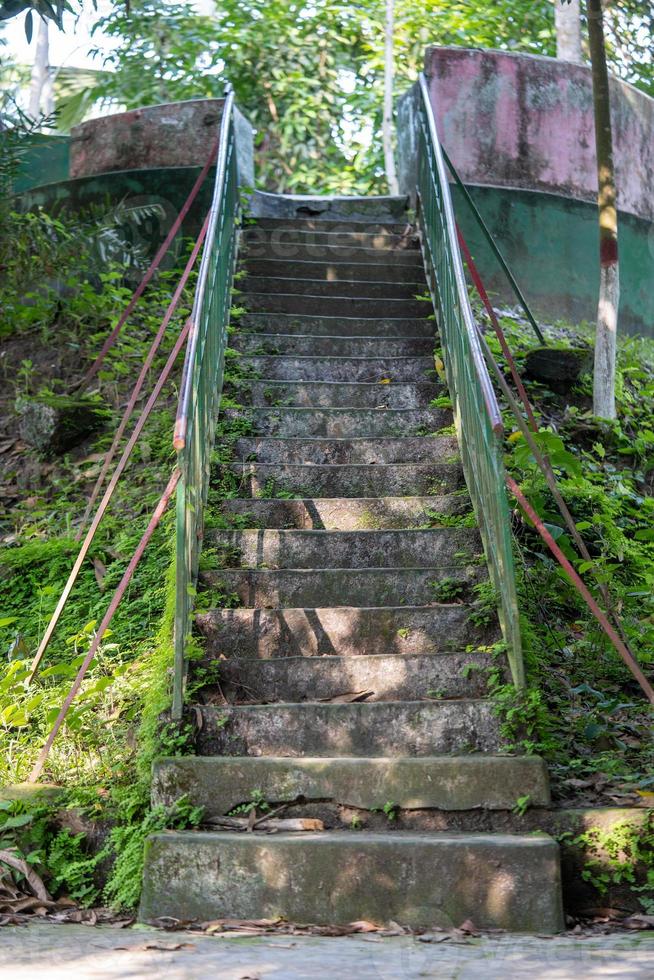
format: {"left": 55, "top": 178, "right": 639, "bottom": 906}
{"left": 68, "top": 99, "right": 254, "bottom": 187}
{"left": 452, "top": 185, "right": 654, "bottom": 336}
{"left": 70, "top": 100, "right": 226, "bottom": 178}
{"left": 424, "top": 47, "right": 654, "bottom": 222}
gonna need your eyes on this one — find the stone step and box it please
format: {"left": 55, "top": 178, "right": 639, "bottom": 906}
{"left": 140, "top": 830, "right": 564, "bottom": 932}
{"left": 195, "top": 605, "right": 495, "bottom": 659}
{"left": 201, "top": 565, "right": 481, "bottom": 608}
{"left": 201, "top": 651, "right": 494, "bottom": 703}
{"left": 229, "top": 333, "right": 434, "bottom": 358}
{"left": 152, "top": 755, "right": 552, "bottom": 815}
{"left": 242, "top": 227, "right": 419, "bottom": 250}
{"left": 217, "top": 494, "right": 467, "bottom": 529}
{"left": 248, "top": 191, "right": 410, "bottom": 224}
{"left": 193, "top": 699, "right": 501, "bottom": 756}
{"left": 249, "top": 216, "right": 412, "bottom": 233}
{"left": 232, "top": 436, "right": 458, "bottom": 465}
{"left": 240, "top": 258, "right": 427, "bottom": 284}
{"left": 243, "top": 293, "right": 429, "bottom": 318}
{"left": 240, "top": 276, "right": 425, "bottom": 300}
{"left": 239, "top": 354, "right": 436, "bottom": 384}
{"left": 238, "top": 313, "right": 431, "bottom": 337}
{"left": 233, "top": 380, "right": 442, "bottom": 409}
{"left": 221, "top": 462, "right": 464, "bottom": 497}
{"left": 205, "top": 527, "right": 480, "bottom": 569}
{"left": 222, "top": 407, "right": 450, "bottom": 438}
{"left": 242, "top": 242, "right": 424, "bottom": 266}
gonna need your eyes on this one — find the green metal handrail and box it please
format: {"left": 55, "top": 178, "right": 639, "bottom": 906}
{"left": 172, "top": 87, "right": 240, "bottom": 719}
{"left": 416, "top": 73, "right": 525, "bottom": 688}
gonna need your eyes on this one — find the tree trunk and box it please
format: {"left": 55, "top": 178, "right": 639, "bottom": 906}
{"left": 586, "top": 0, "right": 619, "bottom": 419}
{"left": 28, "top": 16, "right": 50, "bottom": 121}
{"left": 382, "top": 0, "right": 399, "bottom": 195}
{"left": 555, "top": 0, "right": 583, "bottom": 62}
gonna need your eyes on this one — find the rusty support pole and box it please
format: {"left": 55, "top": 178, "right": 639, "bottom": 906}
{"left": 507, "top": 476, "right": 654, "bottom": 706}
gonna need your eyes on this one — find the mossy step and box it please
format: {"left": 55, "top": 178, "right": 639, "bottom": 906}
{"left": 243, "top": 293, "right": 428, "bottom": 318}
{"left": 192, "top": 699, "right": 502, "bottom": 756}
{"left": 195, "top": 604, "right": 496, "bottom": 659}
{"left": 200, "top": 651, "right": 496, "bottom": 703}
{"left": 238, "top": 313, "right": 431, "bottom": 337}
{"left": 249, "top": 191, "right": 409, "bottom": 223}
{"left": 201, "top": 565, "right": 482, "bottom": 608}
{"left": 205, "top": 527, "right": 480, "bottom": 569}
{"left": 222, "top": 407, "right": 450, "bottom": 437}
{"left": 221, "top": 461, "right": 464, "bottom": 496}
{"left": 229, "top": 333, "right": 434, "bottom": 358}
{"left": 238, "top": 354, "right": 436, "bottom": 383}
{"left": 241, "top": 243, "right": 424, "bottom": 266}
{"left": 234, "top": 380, "right": 442, "bottom": 408}
{"left": 217, "top": 494, "right": 467, "bottom": 529}
{"left": 232, "top": 436, "right": 458, "bottom": 465}
{"left": 241, "top": 275, "right": 425, "bottom": 300}
{"left": 139, "top": 830, "right": 564, "bottom": 932}
{"left": 242, "top": 227, "right": 418, "bottom": 250}
{"left": 240, "top": 258, "right": 426, "bottom": 285}
{"left": 248, "top": 216, "right": 412, "bottom": 233}
{"left": 151, "top": 755, "right": 551, "bottom": 814}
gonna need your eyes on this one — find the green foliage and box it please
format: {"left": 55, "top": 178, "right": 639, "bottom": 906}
{"left": 0, "top": 1, "right": 71, "bottom": 41}
{"left": 227, "top": 788, "right": 270, "bottom": 817}
{"left": 429, "top": 577, "right": 466, "bottom": 603}
{"left": 103, "top": 790, "right": 203, "bottom": 911}
{"left": 42, "top": 0, "right": 649, "bottom": 193}
{"left": 565, "top": 815, "right": 654, "bottom": 913}
{"left": 488, "top": 312, "right": 654, "bottom": 793}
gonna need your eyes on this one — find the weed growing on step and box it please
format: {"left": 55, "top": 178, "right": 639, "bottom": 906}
{"left": 511, "top": 795, "right": 530, "bottom": 817}
{"left": 430, "top": 395, "right": 453, "bottom": 410}
{"left": 228, "top": 789, "right": 271, "bottom": 817}
{"left": 429, "top": 578, "right": 467, "bottom": 603}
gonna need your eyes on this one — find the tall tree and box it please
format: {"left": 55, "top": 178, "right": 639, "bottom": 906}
{"left": 554, "top": 0, "right": 582, "bottom": 61}
{"left": 585, "top": 0, "right": 619, "bottom": 419}
{"left": 382, "top": 0, "right": 398, "bottom": 194}
{"left": 27, "top": 14, "right": 52, "bottom": 119}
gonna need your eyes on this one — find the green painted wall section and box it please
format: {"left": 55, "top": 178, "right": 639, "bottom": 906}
{"left": 15, "top": 164, "right": 654, "bottom": 338}
{"left": 12, "top": 135, "right": 71, "bottom": 194}
{"left": 16, "top": 167, "right": 215, "bottom": 261}
{"left": 453, "top": 184, "right": 654, "bottom": 338}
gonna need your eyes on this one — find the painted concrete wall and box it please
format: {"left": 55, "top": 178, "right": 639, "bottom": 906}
{"left": 453, "top": 185, "right": 654, "bottom": 337}
{"left": 17, "top": 168, "right": 214, "bottom": 269}
{"left": 12, "top": 134, "right": 70, "bottom": 194}
{"left": 398, "top": 48, "right": 654, "bottom": 336}
{"left": 14, "top": 99, "right": 254, "bottom": 194}
{"left": 424, "top": 47, "right": 654, "bottom": 222}
{"left": 70, "top": 100, "right": 226, "bottom": 178}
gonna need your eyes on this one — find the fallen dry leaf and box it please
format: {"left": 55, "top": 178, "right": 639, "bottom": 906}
{"left": 622, "top": 914, "right": 654, "bottom": 930}
{"left": 318, "top": 690, "right": 374, "bottom": 704}
{"left": 139, "top": 941, "right": 196, "bottom": 951}
{"left": 348, "top": 920, "right": 380, "bottom": 933}
{"left": 0, "top": 849, "right": 51, "bottom": 903}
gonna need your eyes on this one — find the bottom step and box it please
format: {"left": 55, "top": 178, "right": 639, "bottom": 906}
{"left": 140, "top": 830, "right": 564, "bottom": 932}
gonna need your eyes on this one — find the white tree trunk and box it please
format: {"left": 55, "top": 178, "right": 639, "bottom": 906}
{"left": 555, "top": 0, "right": 583, "bottom": 63}
{"left": 28, "top": 16, "right": 50, "bottom": 121}
{"left": 593, "top": 262, "right": 619, "bottom": 418}
{"left": 383, "top": 0, "right": 399, "bottom": 195}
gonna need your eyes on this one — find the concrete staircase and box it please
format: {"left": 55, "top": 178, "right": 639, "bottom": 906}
{"left": 141, "top": 196, "right": 564, "bottom": 932}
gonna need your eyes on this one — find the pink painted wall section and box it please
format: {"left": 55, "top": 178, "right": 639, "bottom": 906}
{"left": 70, "top": 99, "right": 224, "bottom": 178}
{"left": 425, "top": 47, "right": 654, "bottom": 222}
